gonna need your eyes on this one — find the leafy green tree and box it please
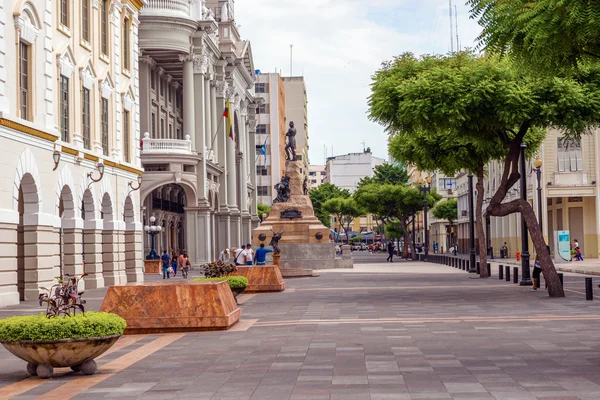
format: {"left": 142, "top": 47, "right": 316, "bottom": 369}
{"left": 357, "top": 163, "right": 409, "bottom": 187}
{"left": 370, "top": 52, "right": 600, "bottom": 296}
{"left": 257, "top": 203, "right": 271, "bottom": 220}
{"left": 309, "top": 183, "right": 350, "bottom": 227}
{"left": 351, "top": 236, "right": 363, "bottom": 243}
{"left": 469, "top": 0, "right": 600, "bottom": 73}
{"left": 432, "top": 199, "right": 458, "bottom": 249}
{"left": 322, "top": 198, "right": 365, "bottom": 244}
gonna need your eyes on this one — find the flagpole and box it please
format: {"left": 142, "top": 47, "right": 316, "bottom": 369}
{"left": 208, "top": 112, "right": 225, "bottom": 152}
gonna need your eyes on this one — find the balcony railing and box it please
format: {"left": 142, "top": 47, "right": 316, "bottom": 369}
{"left": 141, "top": 132, "right": 192, "bottom": 155}
{"left": 141, "top": 0, "right": 191, "bottom": 18}
{"left": 152, "top": 198, "right": 185, "bottom": 214}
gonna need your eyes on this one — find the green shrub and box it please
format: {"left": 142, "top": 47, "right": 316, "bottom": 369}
{"left": 193, "top": 276, "right": 249, "bottom": 290}
{"left": 0, "top": 312, "right": 126, "bottom": 342}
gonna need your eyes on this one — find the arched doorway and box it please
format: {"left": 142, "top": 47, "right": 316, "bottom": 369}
{"left": 123, "top": 195, "right": 143, "bottom": 282}
{"left": 81, "top": 189, "right": 104, "bottom": 288}
{"left": 58, "top": 185, "right": 83, "bottom": 284}
{"left": 101, "top": 192, "right": 125, "bottom": 285}
{"left": 17, "top": 173, "right": 40, "bottom": 301}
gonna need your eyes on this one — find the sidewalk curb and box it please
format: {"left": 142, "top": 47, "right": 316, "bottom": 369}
{"left": 487, "top": 259, "right": 600, "bottom": 277}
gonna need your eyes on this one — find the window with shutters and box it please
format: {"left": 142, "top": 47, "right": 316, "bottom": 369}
{"left": 122, "top": 18, "right": 130, "bottom": 71}
{"left": 101, "top": 98, "right": 109, "bottom": 155}
{"left": 60, "top": 76, "right": 69, "bottom": 142}
{"left": 19, "top": 42, "right": 30, "bottom": 121}
{"left": 60, "top": 0, "right": 69, "bottom": 28}
{"left": 81, "top": 0, "right": 90, "bottom": 42}
{"left": 101, "top": 0, "right": 108, "bottom": 56}
{"left": 81, "top": 87, "right": 91, "bottom": 149}
{"left": 123, "top": 110, "right": 130, "bottom": 163}
{"left": 558, "top": 138, "right": 583, "bottom": 172}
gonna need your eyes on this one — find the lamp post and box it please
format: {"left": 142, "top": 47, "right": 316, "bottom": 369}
{"left": 534, "top": 155, "right": 543, "bottom": 232}
{"left": 468, "top": 174, "right": 477, "bottom": 273}
{"left": 520, "top": 141, "right": 533, "bottom": 286}
{"left": 144, "top": 216, "right": 162, "bottom": 260}
{"left": 417, "top": 176, "right": 432, "bottom": 260}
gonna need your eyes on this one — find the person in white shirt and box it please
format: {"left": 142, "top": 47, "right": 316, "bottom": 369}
{"left": 234, "top": 245, "right": 247, "bottom": 266}
{"left": 245, "top": 244, "right": 254, "bottom": 266}
{"left": 218, "top": 249, "right": 229, "bottom": 263}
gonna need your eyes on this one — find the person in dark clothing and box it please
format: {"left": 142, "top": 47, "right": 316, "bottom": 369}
{"left": 161, "top": 250, "right": 171, "bottom": 279}
{"left": 387, "top": 242, "right": 394, "bottom": 262}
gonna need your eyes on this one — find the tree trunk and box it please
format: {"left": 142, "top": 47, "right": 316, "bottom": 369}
{"left": 402, "top": 217, "right": 411, "bottom": 258}
{"left": 476, "top": 166, "right": 489, "bottom": 277}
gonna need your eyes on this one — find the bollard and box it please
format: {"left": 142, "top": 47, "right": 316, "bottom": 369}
{"left": 487, "top": 263, "right": 491, "bottom": 277}
{"left": 499, "top": 265, "right": 504, "bottom": 280}
{"left": 463, "top": 260, "right": 466, "bottom": 271}
{"left": 476, "top": 261, "right": 480, "bottom": 275}
{"left": 586, "top": 278, "right": 593, "bottom": 301}
{"left": 505, "top": 266, "right": 510, "bottom": 282}
{"left": 513, "top": 267, "right": 518, "bottom": 284}
{"left": 536, "top": 276, "right": 541, "bottom": 289}
{"left": 558, "top": 273, "right": 564, "bottom": 287}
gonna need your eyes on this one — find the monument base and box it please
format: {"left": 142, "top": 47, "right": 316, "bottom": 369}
{"left": 144, "top": 260, "right": 161, "bottom": 274}
{"left": 231, "top": 266, "right": 285, "bottom": 292}
{"left": 100, "top": 281, "right": 241, "bottom": 334}
{"left": 276, "top": 243, "right": 353, "bottom": 270}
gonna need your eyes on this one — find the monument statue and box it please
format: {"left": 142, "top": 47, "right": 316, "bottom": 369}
{"left": 303, "top": 176, "right": 309, "bottom": 196}
{"left": 285, "top": 121, "right": 297, "bottom": 161}
{"left": 270, "top": 229, "right": 284, "bottom": 254}
{"left": 273, "top": 176, "right": 291, "bottom": 203}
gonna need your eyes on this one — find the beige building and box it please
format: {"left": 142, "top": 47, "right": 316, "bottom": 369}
{"left": 281, "top": 77, "right": 309, "bottom": 180}
{"left": 255, "top": 73, "right": 286, "bottom": 206}
{"left": 308, "top": 164, "right": 326, "bottom": 189}
{"left": 0, "top": 0, "right": 145, "bottom": 306}
{"left": 138, "top": 0, "right": 260, "bottom": 264}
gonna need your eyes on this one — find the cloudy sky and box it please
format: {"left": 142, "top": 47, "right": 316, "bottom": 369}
{"left": 236, "top": 0, "right": 483, "bottom": 165}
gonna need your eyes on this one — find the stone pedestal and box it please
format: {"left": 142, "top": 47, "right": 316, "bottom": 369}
{"left": 100, "top": 281, "right": 241, "bottom": 334}
{"left": 231, "top": 266, "right": 285, "bottom": 292}
{"left": 144, "top": 260, "right": 161, "bottom": 274}
{"left": 273, "top": 254, "right": 281, "bottom": 268}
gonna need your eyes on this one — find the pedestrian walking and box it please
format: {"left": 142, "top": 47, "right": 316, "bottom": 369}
{"left": 181, "top": 253, "right": 190, "bottom": 279}
{"left": 254, "top": 243, "right": 272, "bottom": 265}
{"left": 171, "top": 251, "right": 178, "bottom": 276}
{"left": 387, "top": 241, "right": 394, "bottom": 262}
{"left": 530, "top": 254, "right": 542, "bottom": 291}
{"left": 234, "top": 245, "right": 247, "bottom": 266}
{"left": 161, "top": 250, "right": 171, "bottom": 279}
{"left": 576, "top": 246, "right": 584, "bottom": 261}
{"left": 218, "top": 248, "right": 230, "bottom": 263}
{"left": 178, "top": 252, "right": 185, "bottom": 273}
{"left": 245, "top": 244, "right": 254, "bottom": 266}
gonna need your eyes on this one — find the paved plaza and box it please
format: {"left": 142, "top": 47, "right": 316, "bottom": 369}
{"left": 2, "top": 257, "right": 600, "bottom": 399}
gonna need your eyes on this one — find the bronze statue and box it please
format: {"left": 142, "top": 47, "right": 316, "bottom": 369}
{"left": 273, "top": 176, "right": 291, "bottom": 203}
{"left": 270, "top": 228, "right": 284, "bottom": 254}
{"left": 284, "top": 121, "right": 297, "bottom": 161}
{"left": 303, "top": 176, "right": 309, "bottom": 195}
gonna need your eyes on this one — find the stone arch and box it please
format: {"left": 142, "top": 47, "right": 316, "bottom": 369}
{"left": 81, "top": 189, "right": 96, "bottom": 221}
{"left": 120, "top": 184, "right": 137, "bottom": 222}
{"left": 56, "top": 165, "right": 76, "bottom": 218}
{"left": 141, "top": 180, "right": 197, "bottom": 209}
{"left": 13, "top": 148, "right": 42, "bottom": 215}
{"left": 16, "top": 1, "right": 41, "bottom": 29}
{"left": 123, "top": 195, "right": 135, "bottom": 224}
{"left": 101, "top": 192, "right": 114, "bottom": 222}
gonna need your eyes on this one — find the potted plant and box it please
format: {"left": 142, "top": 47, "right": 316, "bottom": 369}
{"left": 0, "top": 274, "right": 126, "bottom": 378}
{"left": 193, "top": 276, "right": 249, "bottom": 298}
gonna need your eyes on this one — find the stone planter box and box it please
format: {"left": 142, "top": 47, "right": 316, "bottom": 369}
{"left": 144, "top": 259, "right": 161, "bottom": 274}
{"left": 230, "top": 266, "right": 285, "bottom": 293}
{"left": 1, "top": 335, "right": 121, "bottom": 378}
{"left": 100, "top": 281, "right": 241, "bottom": 334}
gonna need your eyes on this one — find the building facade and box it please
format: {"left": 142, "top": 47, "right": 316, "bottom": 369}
{"left": 325, "top": 150, "right": 385, "bottom": 193}
{"left": 255, "top": 72, "right": 286, "bottom": 207}
{"left": 281, "top": 77, "right": 309, "bottom": 180}
{"left": 138, "top": 0, "right": 260, "bottom": 265}
{"left": 308, "top": 164, "right": 326, "bottom": 189}
{"left": 0, "top": 0, "right": 145, "bottom": 306}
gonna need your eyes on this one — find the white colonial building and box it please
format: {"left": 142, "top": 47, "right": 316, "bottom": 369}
{"left": 138, "top": 0, "right": 260, "bottom": 264}
{"left": 0, "top": 0, "right": 145, "bottom": 306}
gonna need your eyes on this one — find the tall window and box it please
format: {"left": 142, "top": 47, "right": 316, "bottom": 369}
{"left": 60, "top": 76, "right": 69, "bottom": 141}
{"left": 558, "top": 138, "right": 583, "bottom": 172}
{"left": 82, "top": 0, "right": 90, "bottom": 42}
{"left": 255, "top": 83, "right": 267, "bottom": 93}
{"left": 151, "top": 112, "right": 156, "bottom": 136}
{"left": 256, "top": 124, "right": 267, "bottom": 134}
{"left": 122, "top": 18, "right": 130, "bottom": 70}
{"left": 101, "top": 0, "right": 108, "bottom": 56}
{"left": 160, "top": 118, "right": 165, "bottom": 138}
{"left": 101, "top": 98, "right": 109, "bottom": 155}
{"left": 81, "top": 88, "right": 91, "bottom": 149}
{"left": 123, "top": 110, "right": 130, "bottom": 162}
{"left": 60, "top": 0, "right": 69, "bottom": 27}
{"left": 19, "top": 42, "right": 30, "bottom": 121}
{"left": 150, "top": 70, "right": 156, "bottom": 90}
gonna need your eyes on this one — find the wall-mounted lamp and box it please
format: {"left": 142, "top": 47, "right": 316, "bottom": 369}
{"left": 52, "top": 150, "right": 61, "bottom": 171}
{"left": 593, "top": 181, "right": 597, "bottom": 185}
{"left": 87, "top": 162, "right": 105, "bottom": 188}
{"left": 128, "top": 175, "right": 142, "bottom": 194}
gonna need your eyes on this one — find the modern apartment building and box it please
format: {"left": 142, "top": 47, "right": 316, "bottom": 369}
{"left": 254, "top": 73, "right": 286, "bottom": 206}
{"left": 138, "top": 0, "right": 260, "bottom": 264}
{"left": 308, "top": 165, "right": 327, "bottom": 189}
{"left": 282, "top": 77, "right": 309, "bottom": 180}
{"left": 325, "top": 149, "right": 385, "bottom": 193}
{"left": 0, "top": 0, "right": 145, "bottom": 306}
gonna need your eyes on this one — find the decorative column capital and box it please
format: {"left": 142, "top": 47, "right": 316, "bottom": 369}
{"left": 139, "top": 55, "right": 156, "bottom": 68}
{"left": 215, "top": 81, "right": 229, "bottom": 98}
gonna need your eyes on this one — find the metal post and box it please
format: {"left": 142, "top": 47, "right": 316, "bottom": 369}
{"left": 536, "top": 167, "right": 543, "bottom": 233}
{"left": 424, "top": 189, "right": 429, "bottom": 261}
{"left": 468, "top": 174, "right": 477, "bottom": 273}
{"left": 586, "top": 278, "right": 593, "bottom": 301}
{"left": 505, "top": 266, "right": 510, "bottom": 282}
{"left": 499, "top": 265, "right": 504, "bottom": 280}
{"left": 412, "top": 210, "right": 416, "bottom": 260}
{"left": 520, "top": 141, "right": 533, "bottom": 286}
{"left": 513, "top": 267, "right": 518, "bottom": 284}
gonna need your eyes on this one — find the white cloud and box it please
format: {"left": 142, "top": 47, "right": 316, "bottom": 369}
{"left": 236, "top": 0, "right": 482, "bottom": 164}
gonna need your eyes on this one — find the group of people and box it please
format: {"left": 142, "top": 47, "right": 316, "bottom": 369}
{"left": 218, "top": 243, "right": 274, "bottom": 266}
{"left": 160, "top": 250, "right": 190, "bottom": 279}
{"left": 573, "top": 239, "right": 584, "bottom": 261}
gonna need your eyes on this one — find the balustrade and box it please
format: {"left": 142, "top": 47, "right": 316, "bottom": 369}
{"left": 141, "top": 133, "right": 192, "bottom": 155}
{"left": 142, "top": 0, "right": 191, "bottom": 18}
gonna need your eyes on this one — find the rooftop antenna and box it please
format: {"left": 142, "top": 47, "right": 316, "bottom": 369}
{"left": 290, "top": 44, "right": 293, "bottom": 76}
{"left": 449, "top": 0, "right": 454, "bottom": 53}
{"left": 455, "top": 4, "right": 460, "bottom": 51}
{"left": 361, "top": 140, "right": 366, "bottom": 152}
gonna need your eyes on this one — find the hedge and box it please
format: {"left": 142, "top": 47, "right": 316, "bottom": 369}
{"left": 193, "top": 276, "right": 249, "bottom": 290}
{"left": 0, "top": 312, "right": 126, "bottom": 342}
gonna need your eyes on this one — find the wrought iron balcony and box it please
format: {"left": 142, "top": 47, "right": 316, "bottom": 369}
{"left": 141, "top": 133, "right": 192, "bottom": 155}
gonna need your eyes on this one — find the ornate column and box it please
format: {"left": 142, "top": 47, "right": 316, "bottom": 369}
{"left": 83, "top": 220, "right": 104, "bottom": 288}
{"left": 211, "top": 80, "right": 219, "bottom": 163}
{"left": 125, "top": 221, "right": 144, "bottom": 283}
{"left": 228, "top": 91, "right": 240, "bottom": 247}
{"left": 62, "top": 218, "right": 84, "bottom": 289}
{"left": 215, "top": 80, "right": 231, "bottom": 250}
{"left": 179, "top": 54, "right": 196, "bottom": 152}
{"left": 248, "top": 104, "right": 260, "bottom": 229}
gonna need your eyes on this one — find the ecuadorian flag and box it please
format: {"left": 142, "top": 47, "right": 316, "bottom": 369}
{"left": 223, "top": 101, "right": 234, "bottom": 141}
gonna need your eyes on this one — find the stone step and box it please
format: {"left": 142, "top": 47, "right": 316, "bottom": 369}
{"left": 280, "top": 268, "right": 318, "bottom": 278}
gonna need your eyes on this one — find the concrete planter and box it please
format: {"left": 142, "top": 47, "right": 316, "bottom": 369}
{"left": 1, "top": 334, "right": 121, "bottom": 378}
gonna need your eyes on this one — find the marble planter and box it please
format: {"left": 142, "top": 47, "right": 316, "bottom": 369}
{"left": 230, "top": 266, "right": 285, "bottom": 293}
{"left": 1, "top": 335, "right": 120, "bottom": 378}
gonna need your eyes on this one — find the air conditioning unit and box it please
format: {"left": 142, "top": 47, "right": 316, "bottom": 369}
{"left": 461, "top": 210, "right": 468, "bottom": 216}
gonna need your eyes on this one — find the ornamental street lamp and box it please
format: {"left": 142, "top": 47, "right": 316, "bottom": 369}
{"left": 520, "top": 141, "right": 533, "bottom": 286}
{"left": 144, "top": 216, "right": 162, "bottom": 260}
{"left": 468, "top": 174, "right": 477, "bottom": 273}
{"left": 534, "top": 155, "right": 543, "bottom": 232}
{"left": 417, "top": 176, "right": 432, "bottom": 260}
